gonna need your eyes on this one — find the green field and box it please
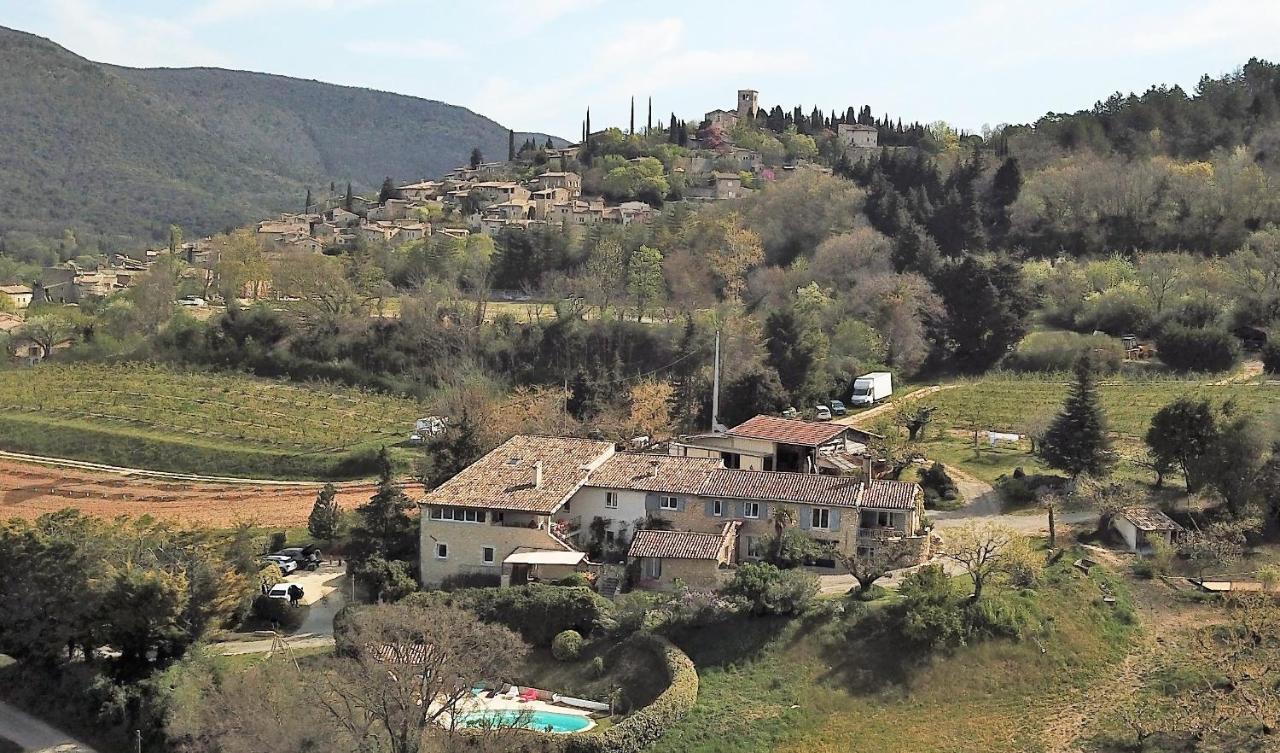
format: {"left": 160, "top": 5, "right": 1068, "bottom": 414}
{"left": 0, "top": 363, "right": 428, "bottom": 478}
{"left": 911, "top": 373, "right": 1280, "bottom": 472}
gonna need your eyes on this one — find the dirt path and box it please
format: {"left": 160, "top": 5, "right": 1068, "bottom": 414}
{"left": 1038, "top": 578, "right": 1220, "bottom": 753}
{"left": 836, "top": 385, "right": 954, "bottom": 428}
{"left": 0, "top": 458, "right": 417, "bottom": 527}
{"left": 929, "top": 464, "right": 1094, "bottom": 533}
{"left": 1210, "top": 359, "right": 1263, "bottom": 385}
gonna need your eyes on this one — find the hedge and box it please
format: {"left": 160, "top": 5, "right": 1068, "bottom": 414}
{"left": 403, "top": 585, "right": 611, "bottom": 647}
{"left": 562, "top": 633, "right": 698, "bottom": 753}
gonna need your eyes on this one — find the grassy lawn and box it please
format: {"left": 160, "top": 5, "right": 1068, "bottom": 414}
{"left": 908, "top": 373, "right": 1280, "bottom": 485}
{"left": 0, "top": 363, "right": 428, "bottom": 478}
{"left": 651, "top": 554, "right": 1137, "bottom": 753}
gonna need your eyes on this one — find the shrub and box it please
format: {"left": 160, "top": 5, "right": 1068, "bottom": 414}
{"left": 1003, "top": 331, "right": 1124, "bottom": 374}
{"left": 608, "top": 593, "right": 655, "bottom": 638}
{"left": 1263, "top": 341, "right": 1280, "bottom": 375}
{"left": 1130, "top": 558, "right": 1155, "bottom": 579}
{"left": 771, "top": 528, "right": 819, "bottom": 568}
{"left": 250, "top": 594, "right": 301, "bottom": 630}
{"left": 1073, "top": 284, "right": 1155, "bottom": 337}
{"left": 723, "top": 562, "right": 818, "bottom": 616}
{"left": 267, "top": 531, "right": 287, "bottom": 552}
{"left": 563, "top": 633, "right": 698, "bottom": 753}
{"left": 963, "top": 594, "right": 1033, "bottom": 640}
{"left": 431, "top": 585, "right": 611, "bottom": 646}
{"left": 920, "top": 461, "right": 961, "bottom": 509}
{"left": 556, "top": 573, "right": 592, "bottom": 588}
{"left": 1156, "top": 325, "right": 1240, "bottom": 373}
{"left": 551, "top": 630, "right": 584, "bottom": 661}
{"left": 898, "top": 564, "right": 965, "bottom": 648}
{"left": 438, "top": 572, "right": 501, "bottom": 591}
{"left": 590, "top": 656, "right": 606, "bottom": 678}
{"left": 994, "top": 470, "right": 1063, "bottom": 506}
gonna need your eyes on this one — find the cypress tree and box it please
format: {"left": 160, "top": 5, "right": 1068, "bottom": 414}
{"left": 470, "top": 147, "right": 483, "bottom": 169}
{"left": 585, "top": 108, "right": 591, "bottom": 144}
{"left": 647, "top": 97, "right": 652, "bottom": 134}
{"left": 1039, "top": 355, "right": 1115, "bottom": 478}
{"left": 343, "top": 182, "right": 353, "bottom": 212}
{"left": 508, "top": 129, "right": 515, "bottom": 161}
{"left": 304, "top": 188, "right": 312, "bottom": 212}
{"left": 629, "top": 96, "right": 635, "bottom": 135}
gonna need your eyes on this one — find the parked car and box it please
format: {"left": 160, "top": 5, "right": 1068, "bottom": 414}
{"left": 176, "top": 296, "right": 207, "bottom": 307}
{"left": 275, "top": 546, "right": 322, "bottom": 570}
{"left": 781, "top": 407, "right": 798, "bottom": 419}
{"left": 261, "top": 555, "right": 298, "bottom": 575}
{"left": 829, "top": 399, "right": 846, "bottom": 416}
{"left": 815, "top": 405, "right": 832, "bottom": 421}
{"left": 265, "top": 583, "right": 304, "bottom": 601}
{"left": 409, "top": 416, "right": 447, "bottom": 443}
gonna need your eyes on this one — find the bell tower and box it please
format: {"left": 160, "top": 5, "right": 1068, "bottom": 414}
{"left": 737, "top": 89, "right": 759, "bottom": 119}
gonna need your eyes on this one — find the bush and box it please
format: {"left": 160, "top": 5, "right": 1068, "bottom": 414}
{"left": 590, "top": 656, "right": 606, "bottom": 678}
{"left": 556, "top": 573, "right": 592, "bottom": 588}
{"left": 920, "top": 462, "right": 961, "bottom": 509}
{"left": 1263, "top": 341, "right": 1280, "bottom": 375}
{"left": 898, "top": 564, "right": 965, "bottom": 648}
{"left": 551, "top": 630, "right": 584, "bottom": 661}
{"left": 268, "top": 531, "right": 287, "bottom": 552}
{"left": 426, "top": 585, "right": 611, "bottom": 646}
{"left": 1156, "top": 325, "right": 1240, "bottom": 373}
{"left": 994, "top": 470, "right": 1063, "bottom": 506}
{"left": 963, "top": 594, "right": 1033, "bottom": 640}
{"left": 770, "top": 528, "right": 819, "bottom": 568}
{"left": 1003, "top": 331, "right": 1124, "bottom": 374}
{"left": 249, "top": 594, "right": 302, "bottom": 630}
{"left": 438, "top": 572, "right": 501, "bottom": 591}
{"left": 723, "top": 562, "right": 818, "bottom": 616}
{"left": 563, "top": 633, "right": 698, "bottom": 753}
{"left": 1130, "top": 559, "right": 1155, "bottom": 579}
{"left": 1073, "top": 284, "right": 1155, "bottom": 337}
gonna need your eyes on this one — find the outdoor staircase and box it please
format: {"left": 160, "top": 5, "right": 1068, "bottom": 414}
{"left": 598, "top": 575, "right": 622, "bottom": 598}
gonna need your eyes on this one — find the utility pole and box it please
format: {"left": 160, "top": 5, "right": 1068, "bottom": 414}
{"left": 711, "top": 330, "right": 721, "bottom": 432}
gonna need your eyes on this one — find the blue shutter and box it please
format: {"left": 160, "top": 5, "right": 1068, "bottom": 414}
{"left": 734, "top": 501, "right": 743, "bottom": 518}
{"left": 799, "top": 506, "right": 811, "bottom": 530}
{"left": 704, "top": 499, "right": 715, "bottom": 517}
{"left": 675, "top": 496, "right": 686, "bottom": 512}
{"left": 645, "top": 493, "right": 659, "bottom": 512}
{"left": 830, "top": 508, "right": 842, "bottom": 532}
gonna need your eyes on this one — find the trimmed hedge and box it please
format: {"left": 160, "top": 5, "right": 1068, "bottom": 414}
{"left": 403, "top": 585, "right": 611, "bottom": 646}
{"left": 563, "top": 633, "right": 697, "bottom": 753}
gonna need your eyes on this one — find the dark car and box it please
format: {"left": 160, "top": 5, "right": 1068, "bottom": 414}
{"left": 274, "top": 545, "right": 322, "bottom": 570}
{"left": 829, "top": 399, "right": 847, "bottom": 416}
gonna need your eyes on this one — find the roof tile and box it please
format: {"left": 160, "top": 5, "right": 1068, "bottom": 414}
{"left": 422, "top": 435, "right": 614, "bottom": 513}
{"left": 727, "top": 415, "right": 847, "bottom": 446}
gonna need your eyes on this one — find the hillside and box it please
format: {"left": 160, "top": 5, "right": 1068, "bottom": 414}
{"left": 0, "top": 25, "right": 560, "bottom": 254}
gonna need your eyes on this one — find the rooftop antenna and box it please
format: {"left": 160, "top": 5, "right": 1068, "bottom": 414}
{"left": 711, "top": 330, "right": 727, "bottom": 433}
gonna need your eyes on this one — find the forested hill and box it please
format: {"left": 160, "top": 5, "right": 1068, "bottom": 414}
{"left": 0, "top": 26, "right": 561, "bottom": 256}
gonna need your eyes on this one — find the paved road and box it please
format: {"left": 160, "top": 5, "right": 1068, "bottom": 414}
{"left": 0, "top": 700, "right": 96, "bottom": 753}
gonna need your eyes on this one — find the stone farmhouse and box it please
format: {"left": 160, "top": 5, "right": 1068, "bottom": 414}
{"left": 0, "top": 284, "right": 33, "bottom": 310}
{"left": 419, "top": 420, "right": 929, "bottom": 593}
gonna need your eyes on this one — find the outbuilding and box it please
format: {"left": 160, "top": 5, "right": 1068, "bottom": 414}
{"left": 1112, "top": 507, "right": 1183, "bottom": 553}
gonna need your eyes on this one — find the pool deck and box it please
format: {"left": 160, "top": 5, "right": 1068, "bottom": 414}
{"left": 440, "top": 692, "right": 597, "bottom": 733}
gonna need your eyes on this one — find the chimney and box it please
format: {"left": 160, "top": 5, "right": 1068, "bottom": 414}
{"left": 649, "top": 459, "right": 660, "bottom": 476}
{"left": 533, "top": 461, "right": 543, "bottom": 488}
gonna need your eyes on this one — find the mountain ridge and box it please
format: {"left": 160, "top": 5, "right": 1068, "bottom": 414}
{"left": 0, "top": 25, "right": 562, "bottom": 255}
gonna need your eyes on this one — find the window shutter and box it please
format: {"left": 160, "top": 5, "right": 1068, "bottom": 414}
{"left": 799, "top": 507, "right": 811, "bottom": 530}
{"left": 676, "top": 496, "right": 685, "bottom": 512}
{"left": 704, "top": 499, "right": 715, "bottom": 517}
{"left": 645, "top": 494, "right": 659, "bottom": 512}
{"left": 831, "top": 508, "right": 842, "bottom": 532}
{"left": 734, "top": 501, "right": 742, "bottom": 518}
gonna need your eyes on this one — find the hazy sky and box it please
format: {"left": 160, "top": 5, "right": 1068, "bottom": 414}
{"left": 3, "top": 0, "right": 1278, "bottom": 139}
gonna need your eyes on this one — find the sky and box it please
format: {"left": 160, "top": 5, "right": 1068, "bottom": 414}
{"left": 2, "top": 0, "right": 1279, "bottom": 140}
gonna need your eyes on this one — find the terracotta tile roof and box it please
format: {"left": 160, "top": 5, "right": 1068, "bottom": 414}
{"left": 859, "top": 480, "right": 921, "bottom": 511}
{"left": 700, "top": 469, "right": 864, "bottom": 508}
{"left": 1120, "top": 506, "right": 1183, "bottom": 532}
{"left": 727, "top": 415, "right": 847, "bottom": 446}
{"left": 585, "top": 454, "right": 722, "bottom": 495}
{"left": 629, "top": 527, "right": 732, "bottom": 560}
{"left": 422, "top": 435, "right": 614, "bottom": 513}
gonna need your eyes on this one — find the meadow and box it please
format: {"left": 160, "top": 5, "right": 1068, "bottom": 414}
{"left": 0, "top": 363, "right": 428, "bottom": 478}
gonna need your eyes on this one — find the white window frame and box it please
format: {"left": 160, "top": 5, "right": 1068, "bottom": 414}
{"left": 643, "top": 557, "right": 663, "bottom": 579}
{"left": 745, "top": 536, "right": 765, "bottom": 559}
{"left": 605, "top": 492, "right": 619, "bottom": 509}
{"left": 435, "top": 542, "right": 449, "bottom": 560}
{"left": 712, "top": 499, "right": 723, "bottom": 517}
{"left": 811, "top": 507, "right": 831, "bottom": 530}
{"left": 660, "top": 495, "right": 679, "bottom": 511}
{"left": 743, "top": 501, "right": 760, "bottom": 519}
{"left": 481, "top": 546, "right": 495, "bottom": 565}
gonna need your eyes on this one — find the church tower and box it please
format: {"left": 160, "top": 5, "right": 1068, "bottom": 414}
{"left": 737, "top": 89, "right": 759, "bottom": 119}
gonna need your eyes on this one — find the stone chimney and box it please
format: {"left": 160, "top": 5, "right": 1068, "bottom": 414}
{"left": 533, "top": 461, "right": 543, "bottom": 488}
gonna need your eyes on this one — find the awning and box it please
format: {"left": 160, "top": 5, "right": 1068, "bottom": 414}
{"left": 503, "top": 550, "right": 586, "bottom": 566}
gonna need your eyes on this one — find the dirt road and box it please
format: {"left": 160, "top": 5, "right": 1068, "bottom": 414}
{"left": 0, "top": 457, "right": 418, "bottom": 527}
{"left": 835, "top": 385, "right": 953, "bottom": 429}
{"left": 0, "top": 700, "right": 96, "bottom": 752}
{"left": 930, "top": 464, "right": 1094, "bottom": 534}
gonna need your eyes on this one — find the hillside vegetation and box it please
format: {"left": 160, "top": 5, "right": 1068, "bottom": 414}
{"left": 0, "top": 25, "right": 559, "bottom": 258}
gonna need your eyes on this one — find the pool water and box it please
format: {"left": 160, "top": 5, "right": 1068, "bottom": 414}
{"left": 454, "top": 709, "right": 592, "bottom": 734}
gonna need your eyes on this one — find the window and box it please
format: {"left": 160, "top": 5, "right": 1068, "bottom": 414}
{"left": 712, "top": 499, "right": 723, "bottom": 517}
{"left": 481, "top": 546, "right": 495, "bottom": 565}
{"left": 745, "top": 536, "right": 765, "bottom": 558}
{"left": 429, "top": 507, "right": 487, "bottom": 523}
{"left": 721, "top": 452, "right": 741, "bottom": 469}
{"left": 742, "top": 501, "right": 760, "bottom": 519}
{"left": 605, "top": 492, "right": 619, "bottom": 509}
{"left": 861, "top": 510, "right": 894, "bottom": 529}
{"left": 643, "top": 558, "right": 663, "bottom": 579}
{"left": 811, "top": 507, "right": 831, "bottom": 530}
{"left": 435, "top": 542, "right": 449, "bottom": 560}
{"left": 660, "top": 496, "right": 679, "bottom": 511}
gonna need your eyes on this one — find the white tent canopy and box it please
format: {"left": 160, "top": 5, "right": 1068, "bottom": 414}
{"left": 503, "top": 550, "right": 586, "bottom": 566}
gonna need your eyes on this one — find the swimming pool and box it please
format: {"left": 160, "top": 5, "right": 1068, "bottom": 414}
{"left": 454, "top": 709, "right": 593, "bottom": 734}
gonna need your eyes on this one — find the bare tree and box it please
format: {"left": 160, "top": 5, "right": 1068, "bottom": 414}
{"left": 320, "top": 603, "right": 529, "bottom": 753}
{"left": 829, "top": 533, "right": 916, "bottom": 598}
{"left": 942, "top": 522, "right": 1018, "bottom": 600}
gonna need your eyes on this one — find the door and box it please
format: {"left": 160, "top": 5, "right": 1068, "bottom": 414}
{"left": 643, "top": 557, "right": 662, "bottom": 580}
{"left": 509, "top": 564, "right": 530, "bottom": 586}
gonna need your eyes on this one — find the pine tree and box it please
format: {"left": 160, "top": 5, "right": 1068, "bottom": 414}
{"left": 350, "top": 447, "right": 415, "bottom": 561}
{"left": 307, "top": 482, "right": 343, "bottom": 550}
{"left": 1039, "top": 356, "right": 1115, "bottom": 478}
